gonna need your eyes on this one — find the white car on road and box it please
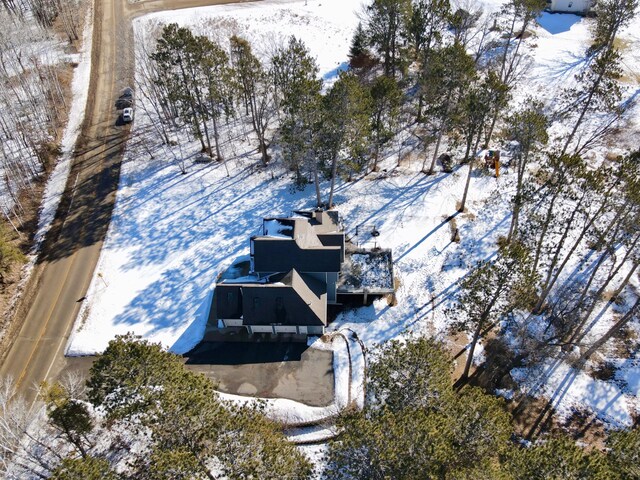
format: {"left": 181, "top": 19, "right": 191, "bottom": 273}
{"left": 122, "top": 107, "right": 134, "bottom": 123}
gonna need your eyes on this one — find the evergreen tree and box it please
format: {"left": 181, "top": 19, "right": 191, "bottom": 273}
{"left": 504, "top": 101, "right": 548, "bottom": 243}
{"left": 588, "top": 0, "right": 638, "bottom": 55}
{"left": 447, "top": 387, "right": 512, "bottom": 475}
{"left": 483, "top": 0, "right": 547, "bottom": 145}
{"left": 369, "top": 75, "right": 401, "bottom": 171}
{"left": 348, "top": 22, "right": 375, "bottom": 70}
{"left": 407, "top": 0, "right": 450, "bottom": 61}
{"left": 560, "top": 0, "right": 637, "bottom": 154}
{"left": 87, "top": 334, "right": 312, "bottom": 479}
{"left": 87, "top": 333, "right": 176, "bottom": 421}
{"left": 606, "top": 426, "right": 640, "bottom": 479}
{"left": 561, "top": 47, "right": 623, "bottom": 155}
{"left": 196, "top": 35, "right": 234, "bottom": 170}
{"left": 151, "top": 24, "right": 212, "bottom": 154}
{"left": 321, "top": 71, "right": 373, "bottom": 207}
{"left": 229, "top": 35, "right": 276, "bottom": 165}
{"left": 364, "top": 0, "right": 411, "bottom": 77}
{"left": 455, "top": 74, "right": 503, "bottom": 212}
{"left": 325, "top": 338, "right": 513, "bottom": 480}
{"left": 366, "top": 337, "right": 453, "bottom": 412}
{"left": 271, "top": 36, "right": 323, "bottom": 192}
{"left": 409, "top": 0, "right": 451, "bottom": 121}
{"left": 454, "top": 242, "right": 537, "bottom": 380}
{"left": 420, "top": 43, "right": 476, "bottom": 174}
{"left": 505, "top": 437, "right": 611, "bottom": 480}
{"left": 49, "top": 456, "right": 118, "bottom": 480}
{"left": 43, "top": 382, "right": 93, "bottom": 459}
{"left": 140, "top": 447, "right": 205, "bottom": 480}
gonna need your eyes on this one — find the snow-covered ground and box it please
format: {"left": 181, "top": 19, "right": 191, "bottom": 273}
{"left": 67, "top": 0, "right": 640, "bottom": 429}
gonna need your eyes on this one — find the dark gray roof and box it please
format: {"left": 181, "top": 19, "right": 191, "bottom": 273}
{"left": 252, "top": 237, "right": 342, "bottom": 273}
{"left": 255, "top": 212, "right": 344, "bottom": 273}
{"left": 216, "top": 269, "right": 327, "bottom": 326}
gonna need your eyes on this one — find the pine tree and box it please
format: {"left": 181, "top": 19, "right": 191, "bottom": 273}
{"left": 447, "top": 387, "right": 512, "bottom": 475}
{"left": 420, "top": 43, "right": 476, "bottom": 174}
{"left": 504, "top": 101, "right": 548, "bottom": 243}
{"left": 42, "top": 382, "right": 93, "bottom": 459}
{"left": 325, "top": 338, "right": 514, "bottom": 480}
{"left": 87, "top": 333, "right": 178, "bottom": 421}
{"left": 505, "top": 437, "right": 611, "bottom": 480}
{"left": 483, "top": 0, "right": 547, "bottom": 145}
{"left": 369, "top": 75, "right": 401, "bottom": 171}
{"left": 364, "top": 0, "right": 412, "bottom": 77}
{"left": 229, "top": 35, "right": 276, "bottom": 165}
{"left": 151, "top": 24, "right": 213, "bottom": 154}
{"left": 410, "top": 0, "right": 452, "bottom": 122}
{"left": 407, "top": 0, "right": 450, "bottom": 62}
{"left": 606, "top": 426, "right": 640, "bottom": 479}
{"left": 87, "top": 334, "right": 312, "bottom": 479}
{"left": 49, "top": 456, "right": 118, "bottom": 480}
{"left": 559, "top": 0, "right": 637, "bottom": 154}
{"left": 195, "top": 35, "right": 234, "bottom": 169}
{"left": 347, "top": 22, "right": 375, "bottom": 70}
{"left": 321, "top": 71, "right": 373, "bottom": 207}
{"left": 271, "top": 36, "right": 323, "bottom": 192}
{"left": 456, "top": 74, "right": 504, "bottom": 213}
{"left": 366, "top": 337, "right": 453, "bottom": 412}
{"left": 454, "top": 242, "right": 537, "bottom": 380}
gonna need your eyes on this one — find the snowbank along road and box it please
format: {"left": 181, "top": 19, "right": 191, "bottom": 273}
{"left": 0, "top": 0, "right": 254, "bottom": 408}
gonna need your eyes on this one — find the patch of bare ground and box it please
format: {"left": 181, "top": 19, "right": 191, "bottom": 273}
{"left": 447, "top": 214, "right": 460, "bottom": 242}
{"left": 510, "top": 395, "right": 609, "bottom": 450}
{"left": 449, "top": 333, "right": 614, "bottom": 446}
{"left": 397, "top": 148, "right": 421, "bottom": 168}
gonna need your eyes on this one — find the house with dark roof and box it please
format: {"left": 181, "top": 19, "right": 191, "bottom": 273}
{"left": 216, "top": 210, "right": 394, "bottom": 336}
{"left": 547, "top": 0, "right": 594, "bottom": 13}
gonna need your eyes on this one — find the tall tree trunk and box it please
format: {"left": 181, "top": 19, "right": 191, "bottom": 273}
{"left": 425, "top": 117, "right": 445, "bottom": 174}
{"left": 327, "top": 153, "right": 339, "bottom": 209}
{"left": 571, "top": 258, "right": 639, "bottom": 346}
{"left": 578, "top": 297, "right": 640, "bottom": 363}
{"left": 507, "top": 149, "right": 530, "bottom": 243}
{"left": 532, "top": 187, "right": 562, "bottom": 273}
{"left": 534, "top": 196, "right": 609, "bottom": 313}
{"left": 459, "top": 159, "right": 474, "bottom": 212}
{"left": 313, "top": 163, "right": 322, "bottom": 208}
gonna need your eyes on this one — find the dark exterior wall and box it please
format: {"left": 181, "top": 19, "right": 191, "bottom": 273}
{"left": 216, "top": 285, "right": 243, "bottom": 319}
{"left": 252, "top": 239, "right": 341, "bottom": 273}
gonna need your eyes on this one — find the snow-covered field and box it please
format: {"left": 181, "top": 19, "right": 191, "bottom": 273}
{"left": 66, "top": 0, "right": 640, "bottom": 429}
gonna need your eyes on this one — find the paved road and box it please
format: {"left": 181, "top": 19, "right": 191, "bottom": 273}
{"left": 0, "top": 0, "right": 254, "bottom": 408}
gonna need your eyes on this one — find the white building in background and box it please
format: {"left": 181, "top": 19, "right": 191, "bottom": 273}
{"left": 548, "top": 0, "right": 595, "bottom": 14}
